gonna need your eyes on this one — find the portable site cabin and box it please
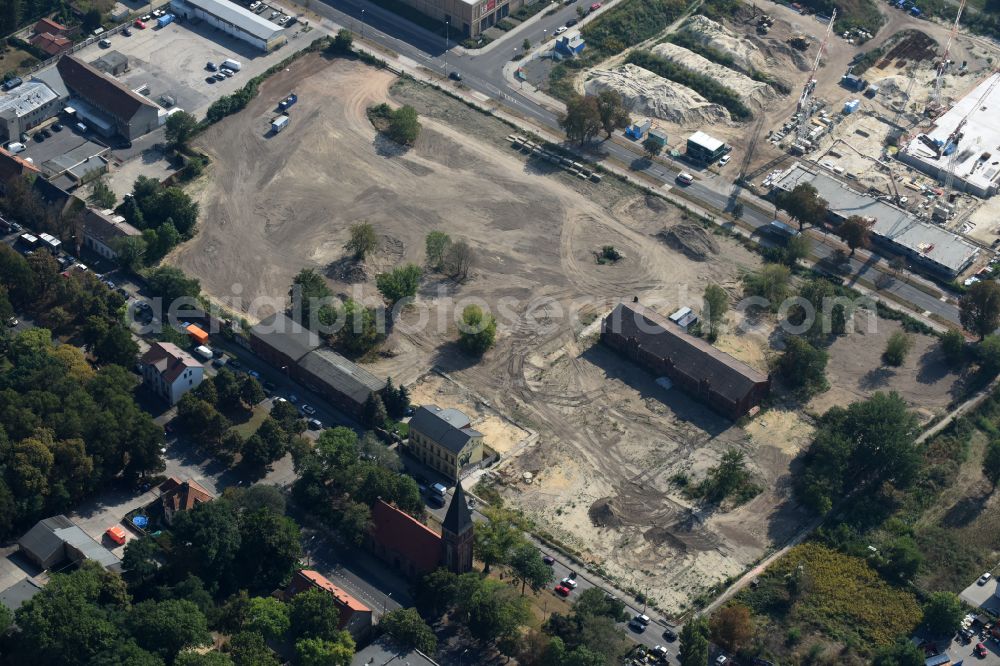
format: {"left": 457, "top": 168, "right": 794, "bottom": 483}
{"left": 186, "top": 323, "right": 209, "bottom": 345}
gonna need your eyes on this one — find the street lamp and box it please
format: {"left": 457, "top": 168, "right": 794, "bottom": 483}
{"left": 360, "top": 9, "right": 366, "bottom": 39}
{"left": 383, "top": 591, "right": 392, "bottom": 615}
{"left": 444, "top": 19, "right": 450, "bottom": 71}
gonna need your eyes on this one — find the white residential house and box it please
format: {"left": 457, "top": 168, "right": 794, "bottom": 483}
{"left": 81, "top": 207, "right": 141, "bottom": 260}
{"left": 139, "top": 342, "right": 203, "bottom": 404}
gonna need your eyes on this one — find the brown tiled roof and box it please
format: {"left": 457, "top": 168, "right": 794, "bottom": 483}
{"left": 161, "top": 480, "right": 214, "bottom": 514}
{"left": 605, "top": 302, "right": 768, "bottom": 402}
{"left": 140, "top": 342, "right": 201, "bottom": 384}
{"left": 288, "top": 570, "right": 370, "bottom": 613}
{"left": 56, "top": 55, "right": 158, "bottom": 122}
{"left": 34, "top": 18, "right": 69, "bottom": 35}
{"left": 370, "top": 500, "right": 441, "bottom": 575}
{"left": 30, "top": 32, "right": 72, "bottom": 56}
{"left": 0, "top": 147, "right": 41, "bottom": 182}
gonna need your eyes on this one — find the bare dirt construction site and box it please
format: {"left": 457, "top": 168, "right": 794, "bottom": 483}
{"left": 168, "top": 52, "right": 832, "bottom": 612}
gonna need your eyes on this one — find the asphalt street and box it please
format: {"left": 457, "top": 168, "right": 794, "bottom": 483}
{"left": 301, "top": 0, "right": 963, "bottom": 328}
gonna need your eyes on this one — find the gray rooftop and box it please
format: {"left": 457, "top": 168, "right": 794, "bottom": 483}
{"left": 40, "top": 140, "right": 108, "bottom": 176}
{"left": 409, "top": 405, "right": 482, "bottom": 455}
{"left": 91, "top": 50, "right": 128, "bottom": 74}
{"left": 55, "top": 525, "right": 121, "bottom": 569}
{"left": 31, "top": 68, "right": 69, "bottom": 100}
{"left": 297, "top": 347, "right": 385, "bottom": 406}
{"left": 0, "top": 81, "right": 58, "bottom": 119}
{"left": 172, "top": 0, "right": 285, "bottom": 40}
{"left": 0, "top": 579, "right": 43, "bottom": 612}
{"left": 773, "top": 163, "right": 979, "bottom": 275}
{"left": 251, "top": 312, "right": 321, "bottom": 362}
{"left": 352, "top": 636, "right": 440, "bottom": 666}
{"left": 18, "top": 515, "right": 74, "bottom": 566}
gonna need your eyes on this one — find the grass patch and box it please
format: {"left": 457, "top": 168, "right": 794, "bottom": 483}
{"left": 0, "top": 45, "right": 40, "bottom": 79}
{"left": 513, "top": 0, "right": 554, "bottom": 20}
{"left": 739, "top": 543, "right": 922, "bottom": 650}
{"left": 232, "top": 403, "right": 270, "bottom": 438}
{"left": 626, "top": 49, "right": 752, "bottom": 120}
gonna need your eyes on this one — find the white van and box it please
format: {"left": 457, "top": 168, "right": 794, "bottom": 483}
{"left": 6, "top": 142, "right": 25, "bottom": 154}
{"left": 193, "top": 345, "right": 214, "bottom": 361}
{"left": 676, "top": 171, "right": 694, "bottom": 185}
{"left": 221, "top": 58, "right": 242, "bottom": 72}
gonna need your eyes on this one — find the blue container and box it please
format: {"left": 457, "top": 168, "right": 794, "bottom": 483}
{"left": 157, "top": 13, "right": 174, "bottom": 27}
{"left": 279, "top": 93, "right": 298, "bottom": 110}
{"left": 843, "top": 99, "right": 860, "bottom": 114}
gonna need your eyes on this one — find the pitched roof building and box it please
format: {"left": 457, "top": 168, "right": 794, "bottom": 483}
{"left": 81, "top": 207, "right": 141, "bottom": 260}
{"left": 249, "top": 312, "right": 321, "bottom": 368}
{"left": 285, "top": 570, "right": 372, "bottom": 642}
{"left": 296, "top": 348, "right": 386, "bottom": 419}
{"left": 367, "top": 483, "right": 475, "bottom": 577}
{"left": 0, "top": 146, "right": 41, "bottom": 191}
{"left": 139, "top": 342, "right": 204, "bottom": 404}
{"left": 602, "top": 302, "right": 770, "bottom": 420}
{"left": 408, "top": 406, "right": 484, "bottom": 481}
{"left": 33, "top": 18, "right": 70, "bottom": 35}
{"left": 18, "top": 515, "right": 121, "bottom": 571}
{"left": 56, "top": 55, "right": 162, "bottom": 140}
{"left": 159, "top": 478, "right": 214, "bottom": 525}
{"left": 30, "top": 32, "right": 72, "bottom": 56}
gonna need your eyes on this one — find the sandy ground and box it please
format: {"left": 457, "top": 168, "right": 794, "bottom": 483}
{"left": 169, "top": 53, "right": 823, "bottom": 612}
{"left": 807, "top": 316, "right": 965, "bottom": 422}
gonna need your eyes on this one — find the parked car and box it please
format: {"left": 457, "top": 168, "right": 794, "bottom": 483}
{"left": 542, "top": 555, "right": 555, "bottom": 565}
{"left": 628, "top": 618, "right": 646, "bottom": 632}
{"left": 206, "top": 61, "right": 218, "bottom": 71}
{"left": 122, "top": 27, "right": 132, "bottom": 36}
{"left": 676, "top": 171, "right": 694, "bottom": 185}
{"left": 40, "top": 128, "right": 51, "bottom": 138}
{"left": 718, "top": 154, "right": 731, "bottom": 166}
{"left": 449, "top": 71, "right": 462, "bottom": 81}
{"left": 308, "top": 418, "right": 323, "bottom": 430}
{"left": 99, "top": 38, "right": 111, "bottom": 48}
{"left": 206, "top": 76, "right": 217, "bottom": 84}
{"left": 6, "top": 317, "right": 18, "bottom": 328}
{"left": 51, "top": 122, "right": 63, "bottom": 131}
{"left": 555, "top": 25, "right": 568, "bottom": 34}
{"left": 716, "top": 656, "right": 729, "bottom": 665}
{"left": 6, "top": 142, "right": 25, "bottom": 154}
{"left": 135, "top": 18, "right": 146, "bottom": 28}
{"left": 979, "top": 572, "right": 992, "bottom": 585}
{"left": 651, "top": 646, "right": 669, "bottom": 661}
{"left": 560, "top": 577, "right": 578, "bottom": 589}
{"left": 975, "top": 643, "right": 988, "bottom": 658}
{"left": 589, "top": 2, "right": 601, "bottom": 10}
{"left": 566, "top": 18, "right": 578, "bottom": 26}
{"left": 662, "top": 628, "right": 678, "bottom": 642}
{"left": 554, "top": 584, "right": 571, "bottom": 597}
{"left": 301, "top": 404, "right": 316, "bottom": 415}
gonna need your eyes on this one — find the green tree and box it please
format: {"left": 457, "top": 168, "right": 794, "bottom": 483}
{"left": 235, "top": 510, "right": 301, "bottom": 591}
{"left": 776, "top": 336, "right": 828, "bottom": 395}
{"left": 459, "top": 304, "right": 497, "bottom": 355}
{"left": 775, "top": 182, "right": 829, "bottom": 231}
{"left": 126, "top": 599, "right": 211, "bottom": 661}
{"left": 642, "top": 136, "right": 662, "bottom": 158}
{"left": 458, "top": 577, "right": 530, "bottom": 644}
{"left": 289, "top": 588, "right": 344, "bottom": 641}
{"left": 710, "top": 603, "right": 752, "bottom": 654}
{"left": 122, "top": 536, "right": 161, "bottom": 585}
{"left": 838, "top": 215, "right": 871, "bottom": 256}
{"left": 89, "top": 178, "right": 117, "bottom": 209}
{"left": 345, "top": 222, "right": 378, "bottom": 260}
{"left": 873, "top": 640, "right": 924, "bottom": 666}
{"left": 961, "top": 280, "right": 1000, "bottom": 340}
{"left": 380, "top": 608, "right": 437, "bottom": 653}
{"left": 241, "top": 597, "right": 289, "bottom": 641}
{"left": 425, "top": 231, "right": 452, "bottom": 271}
{"left": 165, "top": 111, "right": 199, "bottom": 147}
{"left": 703, "top": 283, "right": 728, "bottom": 341}
{"left": 90, "top": 641, "right": 164, "bottom": 666}
{"left": 170, "top": 501, "right": 242, "bottom": 591}
{"left": 362, "top": 393, "right": 388, "bottom": 429}
{"left": 474, "top": 509, "right": 523, "bottom": 574}
{"left": 335, "top": 297, "right": 381, "bottom": 356}
{"left": 678, "top": 616, "right": 711, "bottom": 666}
{"left": 376, "top": 263, "right": 423, "bottom": 308}
{"left": 176, "top": 653, "right": 233, "bottom": 666}
{"left": 0, "top": 603, "right": 11, "bottom": 636}
{"left": 785, "top": 232, "right": 811, "bottom": 266}
{"left": 508, "top": 542, "right": 553, "bottom": 595}
{"left": 146, "top": 266, "right": 201, "bottom": 303}
{"left": 697, "top": 449, "right": 759, "bottom": 504}
{"left": 331, "top": 28, "right": 354, "bottom": 52}
{"left": 743, "top": 263, "right": 791, "bottom": 307}
{"left": 415, "top": 569, "right": 461, "bottom": 618}
{"left": 940, "top": 328, "right": 966, "bottom": 364}
{"left": 883, "top": 330, "right": 913, "bottom": 367}
{"left": 227, "top": 631, "right": 278, "bottom": 666}
{"left": 443, "top": 240, "right": 474, "bottom": 280}
{"left": 978, "top": 334, "right": 1000, "bottom": 374}
{"left": 522, "top": 38, "right": 531, "bottom": 51}
{"left": 111, "top": 236, "right": 147, "bottom": 272}
{"left": 82, "top": 8, "right": 103, "bottom": 32}
{"left": 240, "top": 376, "right": 266, "bottom": 407}
{"left": 984, "top": 439, "right": 1000, "bottom": 488}
{"left": 559, "top": 95, "right": 602, "bottom": 144}
{"left": 595, "top": 90, "right": 630, "bottom": 139}
{"left": 93, "top": 324, "right": 139, "bottom": 368}
{"left": 294, "top": 636, "right": 354, "bottom": 666}
{"left": 387, "top": 105, "right": 422, "bottom": 145}
{"left": 291, "top": 267, "right": 332, "bottom": 328}
{"left": 922, "top": 591, "right": 964, "bottom": 637}
{"left": 880, "top": 535, "right": 923, "bottom": 584}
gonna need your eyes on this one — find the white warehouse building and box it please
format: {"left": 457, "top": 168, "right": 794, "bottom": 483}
{"left": 169, "top": 0, "right": 287, "bottom": 52}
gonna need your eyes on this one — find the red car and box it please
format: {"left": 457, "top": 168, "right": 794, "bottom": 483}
{"left": 554, "top": 585, "right": 571, "bottom": 597}
{"left": 589, "top": 2, "right": 601, "bottom": 9}
{"left": 975, "top": 643, "right": 988, "bottom": 658}
{"left": 134, "top": 19, "right": 146, "bottom": 28}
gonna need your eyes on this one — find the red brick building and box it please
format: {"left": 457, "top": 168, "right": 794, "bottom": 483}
{"left": 285, "top": 570, "right": 372, "bottom": 642}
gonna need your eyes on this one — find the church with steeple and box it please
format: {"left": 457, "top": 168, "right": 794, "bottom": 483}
{"left": 367, "top": 481, "right": 475, "bottom": 577}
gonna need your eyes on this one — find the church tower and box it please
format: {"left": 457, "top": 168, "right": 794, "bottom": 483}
{"left": 441, "top": 481, "right": 474, "bottom": 573}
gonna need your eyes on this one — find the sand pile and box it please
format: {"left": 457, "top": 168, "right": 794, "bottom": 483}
{"left": 658, "top": 223, "right": 720, "bottom": 261}
{"left": 589, "top": 497, "right": 626, "bottom": 528}
{"left": 651, "top": 42, "right": 778, "bottom": 108}
{"left": 584, "top": 64, "right": 730, "bottom": 125}
{"left": 681, "top": 15, "right": 766, "bottom": 73}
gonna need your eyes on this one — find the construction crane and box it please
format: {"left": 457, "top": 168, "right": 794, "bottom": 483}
{"left": 891, "top": 67, "right": 917, "bottom": 127}
{"left": 796, "top": 10, "right": 837, "bottom": 142}
{"left": 930, "top": 0, "right": 968, "bottom": 107}
{"left": 941, "top": 68, "right": 1000, "bottom": 198}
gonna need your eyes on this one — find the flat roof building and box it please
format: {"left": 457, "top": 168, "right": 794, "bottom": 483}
{"left": 56, "top": 55, "right": 162, "bottom": 140}
{"left": 899, "top": 72, "right": 1000, "bottom": 198}
{"left": 686, "top": 130, "right": 727, "bottom": 164}
{"left": 0, "top": 80, "right": 64, "bottom": 142}
{"left": 393, "top": 0, "right": 525, "bottom": 39}
{"left": 773, "top": 163, "right": 979, "bottom": 277}
{"left": 169, "top": 0, "right": 287, "bottom": 51}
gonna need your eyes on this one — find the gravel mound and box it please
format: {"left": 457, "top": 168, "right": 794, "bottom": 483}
{"left": 589, "top": 497, "right": 626, "bottom": 528}
{"left": 681, "top": 15, "right": 766, "bottom": 73}
{"left": 657, "top": 223, "right": 720, "bottom": 261}
{"left": 584, "top": 64, "right": 730, "bottom": 125}
{"left": 651, "top": 42, "right": 778, "bottom": 109}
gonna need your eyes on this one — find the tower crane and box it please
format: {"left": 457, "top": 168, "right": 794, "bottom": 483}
{"left": 796, "top": 9, "right": 837, "bottom": 142}
{"left": 930, "top": 0, "right": 967, "bottom": 108}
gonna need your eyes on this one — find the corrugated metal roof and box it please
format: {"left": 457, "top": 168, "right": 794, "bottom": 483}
{"left": 297, "top": 347, "right": 385, "bottom": 405}
{"left": 251, "top": 312, "right": 321, "bottom": 362}
{"left": 171, "top": 0, "right": 285, "bottom": 40}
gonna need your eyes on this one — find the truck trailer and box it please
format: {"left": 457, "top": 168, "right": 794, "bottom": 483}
{"left": 279, "top": 93, "right": 297, "bottom": 111}
{"left": 271, "top": 115, "right": 289, "bottom": 133}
